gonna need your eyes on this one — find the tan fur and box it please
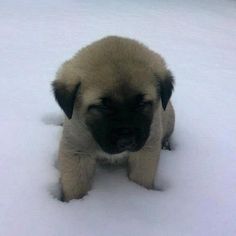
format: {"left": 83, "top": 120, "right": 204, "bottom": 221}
{"left": 53, "top": 36, "right": 175, "bottom": 201}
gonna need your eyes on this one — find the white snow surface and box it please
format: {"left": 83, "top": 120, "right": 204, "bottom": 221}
{"left": 1, "top": 0, "right": 236, "bottom": 235}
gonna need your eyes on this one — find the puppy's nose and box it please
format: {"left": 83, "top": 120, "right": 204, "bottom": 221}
{"left": 117, "top": 136, "right": 135, "bottom": 150}
{"left": 113, "top": 128, "right": 135, "bottom": 150}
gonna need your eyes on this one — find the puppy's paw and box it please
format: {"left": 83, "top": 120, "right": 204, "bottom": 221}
{"left": 161, "top": 140, "right": 172, "bottom": 150}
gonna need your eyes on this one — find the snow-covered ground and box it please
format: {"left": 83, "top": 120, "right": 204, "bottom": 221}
{"left": 1, "top": 0, "right": 236, "bottom": 235}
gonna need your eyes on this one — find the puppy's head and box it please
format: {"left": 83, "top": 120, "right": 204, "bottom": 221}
{"left": 52, "top": 36, "right": 174, "bottom": 154}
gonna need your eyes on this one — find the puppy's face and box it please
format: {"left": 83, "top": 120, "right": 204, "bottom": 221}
{"left": 52, "top": 38, "right": 174, "bottom": 154}
{"left": 75, "top": 66, "right": 159, "bottom": 154}
{"left": 85, "top": 90, "right": 154, "bottom": 154}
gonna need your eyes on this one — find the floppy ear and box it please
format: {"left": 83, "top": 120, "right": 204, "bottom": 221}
{"left": 52, "top": 80, "right": 80, "bottom": 119}
{"left": 159, "top": 70, "right": 175, "bottom": 110}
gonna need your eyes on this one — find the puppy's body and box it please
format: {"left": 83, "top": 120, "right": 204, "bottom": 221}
{"left": 52, "top": 36, "right": 175, "bottom": 201}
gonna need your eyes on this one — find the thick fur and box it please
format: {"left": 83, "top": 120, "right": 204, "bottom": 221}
{"left": 52, "top": 36, "right": 175, "bottom": 201}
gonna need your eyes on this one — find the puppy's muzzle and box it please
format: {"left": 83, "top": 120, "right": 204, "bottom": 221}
{"left": 113, "top": 128, "right": 136, "bottom": 152}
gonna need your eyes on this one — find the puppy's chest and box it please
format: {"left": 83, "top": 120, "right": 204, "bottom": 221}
{"left": 96, "top": 151, "right": 128, "bottom": 165}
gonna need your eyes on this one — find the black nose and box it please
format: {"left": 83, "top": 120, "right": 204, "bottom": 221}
{"left": 114, "top": 128, "right": 135, "bottom": 150}
{"left": 117, "top": 136, "right": 135, "bottom": 150}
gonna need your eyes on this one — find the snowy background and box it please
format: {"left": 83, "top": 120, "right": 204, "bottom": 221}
{"left": 1, "top": 0, "right": 236, "bottom": 235}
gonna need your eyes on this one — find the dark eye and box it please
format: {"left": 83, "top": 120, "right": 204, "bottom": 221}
{"left": 88, "top": 104, "right": 109, "bottom": 112}
{"left": 136, "top": 101, "right": 153, "bottom": 110}
{"left": 88, "top": 97, "right": 114, "bottom": 113}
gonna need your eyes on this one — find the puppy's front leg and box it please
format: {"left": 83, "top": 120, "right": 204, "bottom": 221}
{"left": 59, "top": 149, "right": 96, "bottom": 201}
{"left": 128, "top": 146, "right": 160, "bottom": 189}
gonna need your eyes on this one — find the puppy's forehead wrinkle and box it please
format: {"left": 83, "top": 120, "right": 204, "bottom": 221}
{"left": 83, "top": 79, "right": 157, "bottom": 106}
{"left": 82, "top": 64, "right": 154, "bottom": 90}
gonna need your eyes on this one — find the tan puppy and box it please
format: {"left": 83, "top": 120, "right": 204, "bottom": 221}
{"left": 52, "top": 36, "right": 175, "bottom": 201}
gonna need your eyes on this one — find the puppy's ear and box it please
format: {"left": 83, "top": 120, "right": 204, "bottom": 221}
{"left": 52, "top": 80, "right": 80, "bottom": 119}
{"left": 158, "top": 70, "right": 175, "bottom": 110}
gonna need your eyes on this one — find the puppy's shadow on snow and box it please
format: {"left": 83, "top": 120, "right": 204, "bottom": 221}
{"left": 94, "top": 157, "right": 172, "bottom": 198}
{"left": 48, "top": 181, "right": 63, "bottom": 201}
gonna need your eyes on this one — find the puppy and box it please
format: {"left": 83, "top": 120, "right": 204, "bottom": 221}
{"left": 52, "top": 36, "right": 175, "bottom": 201}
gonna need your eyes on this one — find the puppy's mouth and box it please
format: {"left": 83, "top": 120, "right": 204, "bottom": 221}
{"left": 115, "top": 136, "right": 136, "bottom": 153}
{"left": 90, "top": 126, "right": 150, "bottom": 155}
{"left": 107, "top": 129, "right": 140, "bottom": 154}
{"left": 103, "top": 145, "right": 137, "bottom": 155}
{"left": 100, "top": 137, "right": 146, "bottom": 155}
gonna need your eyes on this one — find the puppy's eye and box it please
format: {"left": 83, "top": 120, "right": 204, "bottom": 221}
{"left": 88, "top": 104, "right": 109, "bottom": 112}
{"left": 136, "top": 101, "right": 153, "bottom": 110}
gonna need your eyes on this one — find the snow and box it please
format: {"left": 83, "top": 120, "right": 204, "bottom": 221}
{"left": 1, "top": 0, "right": 236, "bottom": 235}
